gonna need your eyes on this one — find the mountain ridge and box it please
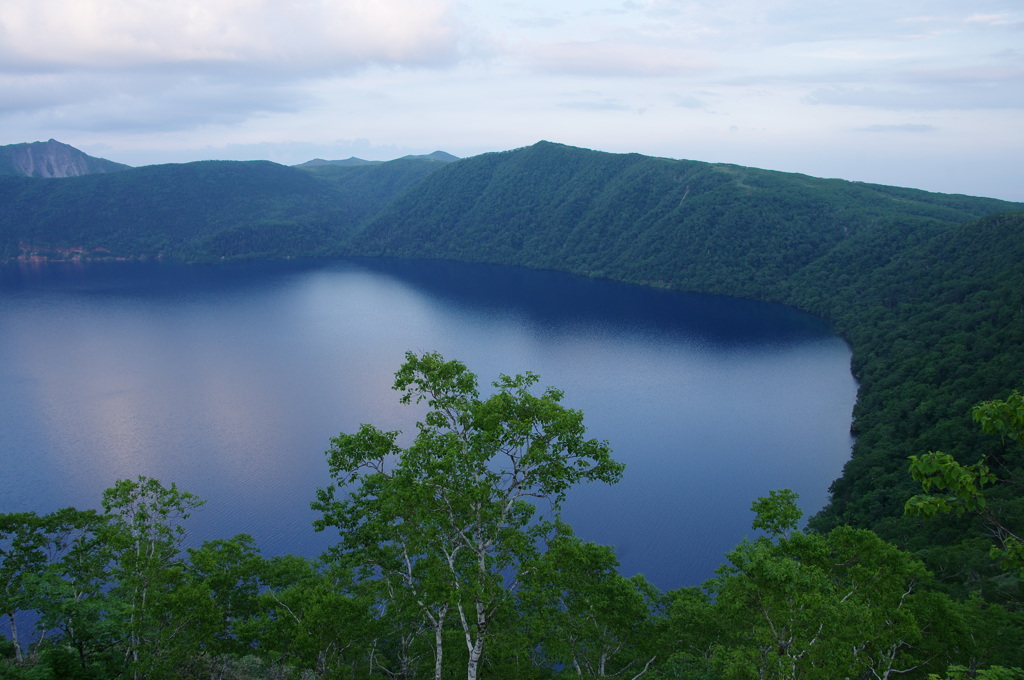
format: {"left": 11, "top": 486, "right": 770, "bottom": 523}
{"left": 351, "top": 141, "right": 1018, "bottom": 295}
{"left": 0, "top": 139, "right": 131, "bottom": 178}
{"left": 294, "top": 150, "right": 459, "bottom": 167}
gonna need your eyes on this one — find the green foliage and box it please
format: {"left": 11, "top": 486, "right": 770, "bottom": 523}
{"left": 906, "top": 392, "right": 1024, "bottom": 577}
{"left": 352, "top": 142, "right": 1014, "bottom": 296}
{"left": 930, "top": 666, "right": 1024, "bottom": 680}
{"left": 313, "top": 351, "right": 623, "bottom": 680}
{"left": 101, "top": 476, "right": 210, "bottom": 679}
{"left": 701, "top": 494, "right": 965, "bottom": 680}
{"left": 0, "top": 508, "right": 115, "bottom": 672}
{"left": 0, "top": 512, "right": 48, "bottom": 663}
{"left": 974, "top": 391, "right": 1024, "bottom": 446}
{"left": 1, "top": 453, "right": 1018, "bottom": 679}
{"left": 340, "top": 142, "right": 1024, "bottom": 594}
{"left": 800, "top": 213, "right": 1024, "bottom": 535}
{"left": 240, "top": 555, "right": 373, "bottom": 678}
{"left": 750, "top": 489, "right": 802, "bottom": 539}
{"left": 521, "top": 522, "right": 663, "bottom": 678}
{"left": 906, "top": 451, "right": 996, "bottom": 516}
{"left": 186, "top": 535, "right": 266, "bottom": 658}
{"left": 0, "top": 155, "right": 447, "bottom": 263}
{"left": 32, "top": 509, "right": 118, "bottom": 679}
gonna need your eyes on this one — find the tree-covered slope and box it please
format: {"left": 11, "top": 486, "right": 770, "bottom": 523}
{"left": 0, "top": 160, "right": 340, "bottom": 261}
{"left": 0, "top": 155, "right": 447, "bottom": 262}
{"left": 352, "top": 141, "right": 1013, "bottom": 298}
{"left": 793, "top": 213, "right": 1024, "bottom": 549}
{"left": 296, "top": 155, "right": 455, "bottom": 223}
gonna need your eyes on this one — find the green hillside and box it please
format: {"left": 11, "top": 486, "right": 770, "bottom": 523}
{"left": 353, "top": 142, "right": 1010, "bottom": 294}
{"left": 0, "top": 155, "right": 447, "bottom": 262}
{"left": 296, "top": 155, "right": 457, "bottom": 220}
{"left": 788, "top": 211, "right": 1024, "bottom": 530}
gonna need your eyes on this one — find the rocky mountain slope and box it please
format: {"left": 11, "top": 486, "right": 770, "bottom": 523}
{"left": 0, "top": 139, "right": 130, "bottom": 177}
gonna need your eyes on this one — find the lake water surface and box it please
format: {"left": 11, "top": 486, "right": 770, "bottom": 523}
{"left": 0, "top": 258, "right": 857, "bottom": 589}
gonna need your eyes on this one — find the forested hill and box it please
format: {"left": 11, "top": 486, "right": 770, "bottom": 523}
{"left": 789, "top": 212, "right": 1024, "bottom": 542}
{"left": 0, "top": 154, "right": 449, "bottom": 262}
{"left": 352, "top": 141, "right": 1013, "bottom": 297}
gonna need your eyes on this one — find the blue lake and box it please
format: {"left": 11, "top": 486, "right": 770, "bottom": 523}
{"left": 0, "top": 258, "right": 857, "bottom": 590}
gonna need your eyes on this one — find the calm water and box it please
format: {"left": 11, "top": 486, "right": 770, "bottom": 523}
{"left": 0, "top": 258, "right": 856, "bottom": 589}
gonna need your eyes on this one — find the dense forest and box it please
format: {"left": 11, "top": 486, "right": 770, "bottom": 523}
{"left": 0, "top": 156, "right": 450, "bottom": 262}
{"left": 2, "top": 141, "right": 1024, "bottom": 678}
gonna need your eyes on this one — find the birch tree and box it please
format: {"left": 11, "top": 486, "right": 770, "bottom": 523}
{"left": 0, "top": 511, "right": 48, "bottom": 663}
{"left": 314, "top": 351, "right": 624, "bottom": 680}
{"left": 102, "top": 476, "right": 206, "bottom": 680}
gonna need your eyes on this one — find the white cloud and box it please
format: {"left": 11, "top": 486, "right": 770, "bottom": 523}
{"left": 1, "top": 0, "right": 1022, "bottom": 201}
{"left": 0, "top": 0, "right": 463, "bottom": 134}
{"left": 0, "top": 0, "right": 460, "bottom": 72}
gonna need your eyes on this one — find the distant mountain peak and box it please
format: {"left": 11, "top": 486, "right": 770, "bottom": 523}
{"left": 402, "top": 150, "right": 460, "bottom": 163}
{"left": 0, "top": 139, "right": 130, "bottom": 178}
{"left": 294, "top": 150, "right": 459, "bottom": 168}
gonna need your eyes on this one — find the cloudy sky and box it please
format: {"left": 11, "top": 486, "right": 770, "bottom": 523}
{"left": 1, "top": 0, "right": 1021, "bottom": 200}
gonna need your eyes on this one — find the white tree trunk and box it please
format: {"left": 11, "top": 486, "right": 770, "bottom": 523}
{"left": 7, "top": 613, "right": 21, "bottom": 664}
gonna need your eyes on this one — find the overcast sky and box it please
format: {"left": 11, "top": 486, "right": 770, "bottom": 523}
{"left": 2, "top": 0, "right": 1021, "bottom": 200}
